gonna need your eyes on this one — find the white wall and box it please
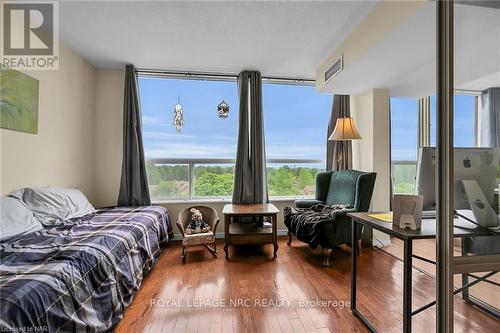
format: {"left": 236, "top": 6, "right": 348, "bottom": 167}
{"left": 0, "top": 49, "right": 392, "bottom": 241}
{"left": 0, "top": 44, "right": 97, "bottom": 202}
{"left": 316, "top": 0, "right": 427, "bottom": 93}
{"left": 351, "top": 88, "right": 391, "bottom": 244}
{"left": 351, "top": 90, "right": 374, "bottom": 172}
{"left": 94, "top": 70, "right": 124, "bottom": 207}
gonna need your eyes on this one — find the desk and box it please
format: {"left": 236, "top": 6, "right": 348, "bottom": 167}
{"left": 222, "top": 204, "right": 279, "bottom": 259}
{"left": 348, "top": 212, "right": 496, "bottom": 333}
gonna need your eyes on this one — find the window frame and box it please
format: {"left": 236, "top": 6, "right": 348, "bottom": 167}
{"left": 138, "top": 70, "right": 325, "bottom": 203}
{"left": 390, "top": 91, "right": 481, "bottom": 195}
{"left": 147, "top": 158, "right": 324, "bottom": 203}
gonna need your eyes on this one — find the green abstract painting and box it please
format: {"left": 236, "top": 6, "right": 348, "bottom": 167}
{"left": 0, "top": 67, "right": 39, "bottom": 134}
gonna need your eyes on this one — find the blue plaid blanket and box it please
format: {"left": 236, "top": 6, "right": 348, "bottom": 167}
{"left": 0, "top": 206, "right": 171, "bottom": 333}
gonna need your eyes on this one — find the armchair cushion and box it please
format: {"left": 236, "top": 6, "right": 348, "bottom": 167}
{"left": 284, "top": 204, "right": 355, "bottom": 248}
{"left": 288, "top": 170, "right": 376, "bottom": 250}
{"left": 295, "top": 199, "right": 324, "bottom": 209}
{"left": 182, "top": 232, "right": 216, "bottom": 246}
{"left": 315, "top": 171, "right": 333, "bottom": 201}
{"left": 325, "top": 170, "right": 364, "bottom": 207}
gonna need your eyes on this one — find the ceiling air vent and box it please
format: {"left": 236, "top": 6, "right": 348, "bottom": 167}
{"left": 324, "top": 55, "right": 343, "bottom": 83}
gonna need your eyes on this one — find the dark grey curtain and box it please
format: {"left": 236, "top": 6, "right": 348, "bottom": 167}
{"left": 232, "top": 70, "right": 268, "bottom": 205}
{"left": 480, "top": 87, "right": 500, "bottom": 147}
{"left": 118, "top": 64, "right": 151, "bottom": 206}
{"left": 327, "top": 94, "right": 352, "bottom": 171}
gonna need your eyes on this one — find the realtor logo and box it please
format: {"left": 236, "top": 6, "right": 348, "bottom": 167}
{"left": 1, "top": 1, "right": 59, "bottom": 70}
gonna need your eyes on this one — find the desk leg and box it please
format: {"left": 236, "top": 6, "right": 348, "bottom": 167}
{"left": 461, "top": 242, "right": 470, "bottom": 302}
{"left": 403, "top": 239, "right": 413, "bottom": 333}
{"left": 351, "top": 219, "right": 358, "bottom": 312}
{"left": 224, "top": 215, "right": 229, "bottom": 260}
{"left": 350, "top": 219, "right": 380, "bottom": 333}
{"left": 273, "top": 214, "right": 278, "bottom": 258}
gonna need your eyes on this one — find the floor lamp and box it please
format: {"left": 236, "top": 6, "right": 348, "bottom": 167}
{"left": 328, "top": 117, "right": 362, "bottom": 168}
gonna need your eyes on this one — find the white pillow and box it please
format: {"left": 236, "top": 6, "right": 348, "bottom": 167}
{"left": 1, "top": 197, "right": 43, "bottom": 241}
{"left": 12, "top": 187, "right": 96, "bottom": 226}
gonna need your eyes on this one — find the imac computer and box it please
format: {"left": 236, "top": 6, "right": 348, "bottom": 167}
{"left": 416, "top": 147, "right": 500, "bottom": 230}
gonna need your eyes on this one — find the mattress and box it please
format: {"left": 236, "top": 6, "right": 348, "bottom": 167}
{"left": 0, "top": 206, "right": 171, "bottom": 333}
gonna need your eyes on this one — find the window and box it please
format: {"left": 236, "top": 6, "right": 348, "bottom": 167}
{"left": 139, "top": 76, "right": 238, "bottom": 200}
{"left": 430, "top": 94, "right": 477, "bottom": 147}
{"left": 140, "top": 75, "right": 331, "bottom": 201}
{"left": 390, "top": 98, "right": 419, "bottom": 194}
{"left": 391, "top": 94, "right": 478, "bottom": 194}
{"left": 263, "top": 83, "right": 331, "bottom": 197}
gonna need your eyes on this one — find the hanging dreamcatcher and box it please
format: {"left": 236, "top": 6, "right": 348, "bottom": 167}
{"left": 217, "top": 100, "right": 229, "bottom": 119}
{"left": 173, "top": 97, "right": 184, "bottom": 132}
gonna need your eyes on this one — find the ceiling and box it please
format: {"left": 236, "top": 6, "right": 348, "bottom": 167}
{"left": 59, "top": 0, "right": 378, "bottom": 79}
{"left": 320, "top": 2, "right": 500, "bottom": 97}
{"left": 59, "top": 1, "right": 499, "bottom": 96}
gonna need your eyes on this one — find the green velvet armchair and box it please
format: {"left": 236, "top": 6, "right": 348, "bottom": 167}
{"left": 288, "top": 170, "right": 376, "bottom": 266}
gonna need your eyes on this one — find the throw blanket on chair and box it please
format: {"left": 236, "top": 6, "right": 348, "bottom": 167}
{"left": 284, "top": 204, "right": 352, "bottom": 248}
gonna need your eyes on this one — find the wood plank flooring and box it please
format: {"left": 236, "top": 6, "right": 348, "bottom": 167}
{"left": 116, "top": 238, "right": 499, "bottom": 333}
{"left": 382, "top": 237, "right": 500, "bottom": 310}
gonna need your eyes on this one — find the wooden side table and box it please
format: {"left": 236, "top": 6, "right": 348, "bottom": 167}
{"left": 222, "top": 204, "right": 279, "bottom": 259}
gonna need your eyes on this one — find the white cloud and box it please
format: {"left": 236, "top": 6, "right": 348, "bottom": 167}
{"left": 392, "top": 148, "right": 417, "bottom": 161}
{"left": 142, "top": 116, "right": 170, "bottom": 126}
{"left": 144, "top": 137, "right": 325, "bottom": 160}
{"left": 213, "top": 134, "right": 238, "bottom": 141}
{"left": 143, "top": 131, "right": 195, "bottom": 140}
{"left": 145, "top": 142, "right": 236, "bottom": 159}
{"left": 267, "top": 144, "right": 324, "bottom": 159}
{"left": 142, "top": 116, "right": 160, "bottom": 124}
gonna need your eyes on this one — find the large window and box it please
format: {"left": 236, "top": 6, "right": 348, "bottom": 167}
{"left": 391, "top": 94, "right": 478, "bottom": 194}
{"left": 139, "top": 75, "right": 331, "bottom": 201}
{"left": 430, "top": 94, "right": 477, "bottom": 146}
{"left": 139, "top": 77, "right": 238, "bottom": 200}
{"left": 263, "top": 83, "right": 331, "bottom": 197}
{"left": 390, "top": 98, "right": 419, "bottom": 194}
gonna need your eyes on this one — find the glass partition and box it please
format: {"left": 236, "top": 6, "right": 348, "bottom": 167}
{"left": 452, "top": 1, "right": 500, "bottom": 325}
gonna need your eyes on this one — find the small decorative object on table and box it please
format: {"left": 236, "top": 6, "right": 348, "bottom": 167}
{"left": 393, "top": 194, "right": 423, "bottom": 230}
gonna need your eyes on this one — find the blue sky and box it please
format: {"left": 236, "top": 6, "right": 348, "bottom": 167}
{"left": 139, "top": 77, "right": 332, "bottom": 161}
{"left": 391, "top": 95, "right": 476, "bottom": 161}
{"left": 430, "top": 95, "right": 476, "bottom": 148}
{"left": 139, "top": 77, "right": 476, "bottom": 163}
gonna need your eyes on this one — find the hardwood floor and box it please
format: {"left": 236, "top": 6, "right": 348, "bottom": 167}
{"left": 116, "top": 238, "right": 500, "bottom": 333}
{"left": 382, "top": 237, "right": 500, "bottom": 310}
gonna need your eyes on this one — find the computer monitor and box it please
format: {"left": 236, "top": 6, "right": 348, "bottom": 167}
{"left": 416, "top": 147, "right": 500, "bottom": 211}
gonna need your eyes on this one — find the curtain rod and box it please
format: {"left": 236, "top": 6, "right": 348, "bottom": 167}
{"left": 455, "top": 89, "right": 482, "bottom": 96}
{"left": 135, "top": 68, "right": 316, "bottom": 86}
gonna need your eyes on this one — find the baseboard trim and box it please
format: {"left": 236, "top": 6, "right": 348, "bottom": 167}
{"left": 172, "top": 230, "right": 393, "bottom": 247}
{"left": 171, "top": 229, "right": 290, "bottom": 241}
{"left": 373, "top": 238, "right": 392, "bottom": 247}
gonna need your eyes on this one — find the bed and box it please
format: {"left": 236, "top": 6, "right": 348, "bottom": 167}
{"left": 0, "top": 205, "right": 172, "bottom": 333}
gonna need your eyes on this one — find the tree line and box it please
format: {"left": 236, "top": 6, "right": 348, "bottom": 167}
{"left": 146, "top": 163, "right": 320, "bottom": 198}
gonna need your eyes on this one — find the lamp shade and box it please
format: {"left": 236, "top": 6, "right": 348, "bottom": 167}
{"left": 328, "top": 117, "right": 362, "bottom": 141}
